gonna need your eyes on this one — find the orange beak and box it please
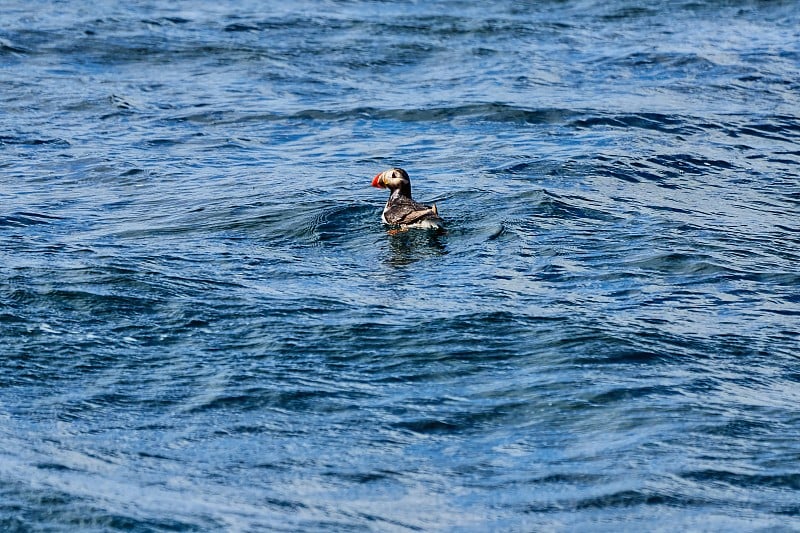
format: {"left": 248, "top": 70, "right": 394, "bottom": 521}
{"left": 371, "top": 173, "right": 383, "bottom": 188}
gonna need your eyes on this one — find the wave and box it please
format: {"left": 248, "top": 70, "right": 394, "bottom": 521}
{"left": 0, "top": 212, "right": 64, "bottom": 228}
{"left": 167, "top": 104, "right": 800, "bottom": 150}
{"left": 0, "top": 136, "right": 70, "bottom": 147}
{"left": 171, "top": 103, "right": 578, "bottom": 126}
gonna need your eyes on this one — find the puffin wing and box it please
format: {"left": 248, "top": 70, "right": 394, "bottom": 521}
{"left": 398, "top": 206, "right": 439, "bottom": 225}
{"left": 384, "top": 198, "right": 440, "bottom": 225}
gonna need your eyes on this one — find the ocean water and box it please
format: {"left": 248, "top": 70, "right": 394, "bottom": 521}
{"left": 1, "top": 0, "right": 799, "bottom": 530}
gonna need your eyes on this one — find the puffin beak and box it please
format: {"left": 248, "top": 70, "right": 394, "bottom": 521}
{"left": 371, "top": 173, "right": 383, "bottom": 188}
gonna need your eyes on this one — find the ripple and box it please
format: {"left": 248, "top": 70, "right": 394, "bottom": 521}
{"left": 0, "top": 212, "right": 64, "bottom": 227}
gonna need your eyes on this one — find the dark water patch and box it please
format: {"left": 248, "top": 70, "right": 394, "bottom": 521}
{"left": 168, "top": 104, "right": 577, "bottom": 129}
{"left": 394, "top": 398, "right": 537, "bottom": 436}
{"left": 608, "top": 50, "right": 721, "bottom": 74}
{"left": 27, "top": 288, "right": 161, "bottom": 316}
{"left": 221, "top": 16, "right": 356, "bottom": 34}
{"left": 0, "top": 212, "right": 63, "bottom": 227}
{"left": 621, "top": 251, "right": 734, "bottom": 277}
{"left": 56, "top": 36, "right": 275, "bottom": 67}
{"left": 703, "top": 417, "right": 779, "bottom": 439}
{"left": 648, "top": 153, "right": 735, "bottom": 173}
{"left": 141, "top": 16, "right": 192, "bottom": 26}
{"left": 245, "top": 104, "right": 577, "bottom": 125}
{"left": 119, "top": 167, "right": 146, "bottom": 177}
{"left": 683, "top": 470, "right": 800, "bottom": 491}
{"left": 108, "top": 94, "right": 133, "bottom": 111}
{"left": 531, "top": 192, "right": 618, "bottom": 222}
{"left": 728, "top": 115, "right": 800, "bottom": 143}
{"left": 571, "top": 112, "right": 698, "bottom": 135}
{"left": 587, "top": 384, "right": 679, "bottom": 405}
{"left": 0, "top": 480, "right": 209, "bottom": 531}
{"left": 188, "top": 389, "right": 313, "bottom": 414}
{"left": 601, "top": 6, "right": 659, "bottom": 20}
{"left": 0, "top": 37, "right": 29, "bottom": 54}
{"left": 222, "top": 13, "right": 541, "bottom": 40}
{"left": 486, "top": 160, "right": 540, "bottom": 177}
{"left": 393, "top": 418, "right": 461, "bottom": 435}
{"left": 564, "top": 323, "right": 714, "bottom": 365}
{"left": 0, "top": 136, "right": 70, "bottom": 147}
{"left": 35, "top": 462, "right": 77, "bottom": 472}
{"left": 572, "top": 489, "right": 704, "bottom": 510}
{"left": 223, "top": 22, "right": 260, "bottom": 33}
{"left": 590, "top": 151, "right": 745, "bottom": 188}
{"left": 574, "top": 348, "right": 669, "bottom": 367}
{"left": 307, "top": 202, "right": 374, "bottom": 244}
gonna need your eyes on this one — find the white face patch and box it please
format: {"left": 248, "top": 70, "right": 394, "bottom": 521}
{"left": 381, "top": 169, "right": 409, "bottom": 190}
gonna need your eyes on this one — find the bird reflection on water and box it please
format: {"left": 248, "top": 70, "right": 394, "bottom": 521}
{"left": 384, "top": 228, "right": 447, "bottom": 268}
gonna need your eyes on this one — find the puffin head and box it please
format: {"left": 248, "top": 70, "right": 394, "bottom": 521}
{"left": 371, "top": 168, "right": 411, "bottom": 197}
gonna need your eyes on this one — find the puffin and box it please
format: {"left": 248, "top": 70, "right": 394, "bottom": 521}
{"left": 371, "top": 168, "right": 444, "bottom": 231}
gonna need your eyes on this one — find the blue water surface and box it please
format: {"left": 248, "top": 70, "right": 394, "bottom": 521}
{"left": 2, "top": 0, "right": 799, "bottom": 530}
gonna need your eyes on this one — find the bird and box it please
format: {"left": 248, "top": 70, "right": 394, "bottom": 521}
{"left": 371, "top": 168, "right": 444, "bottom": 231}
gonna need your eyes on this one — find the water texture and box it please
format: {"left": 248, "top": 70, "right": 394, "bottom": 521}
{"left": 1, "top": 0, "right": 799, "bottom": 530}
